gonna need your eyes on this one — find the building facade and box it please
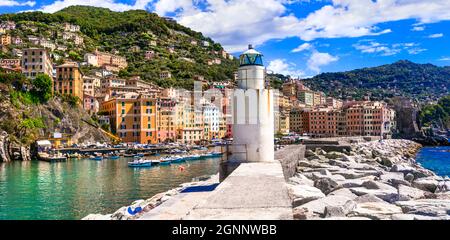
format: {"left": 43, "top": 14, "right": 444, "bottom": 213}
{"left": 21, "top": 48, "right": 53, "bottom": 79}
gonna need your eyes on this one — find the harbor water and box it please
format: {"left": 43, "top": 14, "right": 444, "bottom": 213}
{"left": 0, "top": 155, "right": 221, "bottom": 220}
{"left": 416, "top": 146, "right": 450, "bottom": 177}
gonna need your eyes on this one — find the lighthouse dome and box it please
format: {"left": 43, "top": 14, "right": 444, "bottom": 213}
{"left": 239, "top": 44, "right": 263, "bottom": 67}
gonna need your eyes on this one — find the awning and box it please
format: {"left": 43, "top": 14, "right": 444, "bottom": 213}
{"left": 36, "top": 140, "right": 52, "bottom": 147}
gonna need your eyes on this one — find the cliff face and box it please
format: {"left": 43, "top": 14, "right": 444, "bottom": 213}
{"left": 0, "top": 85, "right": 110, "bottom": 162}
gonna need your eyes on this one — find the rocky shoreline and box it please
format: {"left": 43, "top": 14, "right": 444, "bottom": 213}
{"left": 289, "top": 139, "right": 450, "bottom": 220}
{"left": 84, "top": 139, "right": 450, "bottom": 220}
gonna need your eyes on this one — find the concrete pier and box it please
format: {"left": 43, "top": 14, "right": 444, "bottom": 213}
{"left": 140, "top": 161, "right": 293, "bottom": 220}
{"left": 138, "top": 145, "right": 306, "bottom": 220}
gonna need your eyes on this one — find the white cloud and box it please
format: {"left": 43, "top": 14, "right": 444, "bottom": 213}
{"left": 0, "top": 0, "right": 35, "bottom": 7}
{"left": 353, "top": 41, "right": 399, "bottom": 56}
{"left": 307, "top": 51, "right": 338, "bottom": 73}
{"left": 428, "top": 33, "right": 444, "bottom": 38}
{"left": 439, "top": 57, "right": 450, "bottom": 61}
{"left": 150, "top": 0, "right": 450, "bottom": 53}
{"left": 353, "top": 40, "right": 426, "bottom": 56}
{"left": 412, "top": 26, "right": 425, "bottom": 31}
{"left": 38, "top": 0, "right": 152, "bottom": 13}
{"left": 291, "top": 43, "right": 312, "bottom": 53}
{"left": 267, "top": 59, "right": 305, "bottom": 78}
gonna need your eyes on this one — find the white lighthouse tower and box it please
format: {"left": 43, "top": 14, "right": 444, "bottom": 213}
{"left": 230, "top": 44, "right": 275, "bottom": 165}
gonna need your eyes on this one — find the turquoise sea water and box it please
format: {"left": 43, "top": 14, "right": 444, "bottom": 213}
{"left": 0, "top": 156, "right": 220, "bottom": 220}
{"left": 416, "top": 146, "right": 450, "bottom": 177}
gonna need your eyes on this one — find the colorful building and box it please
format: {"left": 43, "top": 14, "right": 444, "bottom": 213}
{"left": 54, "top": 62, "right": 84, "bottom": 100}
{"left": 156, "top": 97, "right": 177, "bottom": 143}
{"left": 21, "top": 48, "right": 53, "bottom": 79}
{"left": 100, "top": 93, "right": 157, "bottom": 144}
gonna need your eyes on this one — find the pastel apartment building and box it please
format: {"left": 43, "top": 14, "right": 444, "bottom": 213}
{"left": 156, "top": 97, "right": 177, "bottom": 143}
{"left": 54, "top": 62, "right": 84, "bottom": 100}
{"left": 84, "top": 50, "right": 127, "bottom": 72}
{"left": 0, "top": 34, "right": 11, "bottom": 46}
{"left": 100, "top": 93, "right": 158, "bottom": 144}
{"left": 21, "top": 48, "right": 53, "bottom": 79}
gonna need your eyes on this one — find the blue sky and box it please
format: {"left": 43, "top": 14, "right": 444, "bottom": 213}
{"left": 1, "top": 0, "right": 450, "bottom": 77}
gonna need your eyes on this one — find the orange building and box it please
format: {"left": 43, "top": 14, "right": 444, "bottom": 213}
{"left": 345, "top": 101, "right": 394, "bottom": 137}
{"left": 100, "top": 93, "right": 157, "bottom": 144}
{"left": 304, "top": 108, "right": 338, "bottom": 137}
{"left": 0, "top": 34, "right": 11, "bottom": 45}
{"left": 55, "top": 62, "right": 84, "bottom": 101}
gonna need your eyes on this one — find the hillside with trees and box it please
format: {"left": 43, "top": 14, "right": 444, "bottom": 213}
{"left": 303, "top": 60, "right": 450, "bottom": 102}
{"left": 0, "top": 6, "right": 239, "bottom": 89}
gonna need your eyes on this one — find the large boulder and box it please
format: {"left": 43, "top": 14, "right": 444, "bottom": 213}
{"left": 289, "top": 174, "right": 314, "bottom": 186}
{"left": 350, "top": 181, "right": 399, "bottom": 203}
{"left": 326, "top": 151, "right": 346, "bottom": 159}
{"left": 314, "top": 178, "right": 340, "bottom": 194}
{"left": 395, "top": 199, "right": 450, "bottom": 217}
{"left": 348, "top": 202, "right": 403, "bottom": 220}
{"left": 397, "top": 184, "right": 428, "bottom": 201}
{"left": 298, "top": 195, "right": 356, "bottom": 218}
{"left": 354, "top": 194, "right": 386, "bottom": 203}
{"left": 336, "top": 176, "right": 377, "bottom": 188}
{"left": 412, "top": 177, "right": 439, "bottom": 192}
{"left": 287, "top": 184, "right": 325, "bottom": 207}
{"left": 327, "top": 188, "right": 358, "bottom": 200}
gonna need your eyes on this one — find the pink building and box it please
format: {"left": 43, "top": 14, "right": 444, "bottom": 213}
{"left": 83, "top": 94, "right": 99, "bottom": 114}
{"left": 156, "top": 97, "right": 177, "bottom": 143}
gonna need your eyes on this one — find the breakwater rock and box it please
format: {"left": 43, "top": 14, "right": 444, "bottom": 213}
{"left": 290, "top": 139, "right": 450, "bottom": 220}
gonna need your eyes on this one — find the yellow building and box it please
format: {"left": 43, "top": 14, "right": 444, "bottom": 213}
{"left": 156, "top": 97, "right": 177, "bottom": 143}
{"left": 175, "top": 101, "right": 203, "bottom": 144}
{"left": 55, "top": 62, "right": 84, "bottom": 101}
{"left": 0, "top": 34, "right": 11, "bottom": 45}
{"left": 313, "top": 92, "right": 322, "bottom": 106}
{"left": 100, "top": 93, "right": 157, "bottom": 144}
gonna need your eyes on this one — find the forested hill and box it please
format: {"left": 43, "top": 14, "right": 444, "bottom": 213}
{"left": 0, "top": 6, "right": 238, "bottom": 89}
{"left": 303, "top": 60, "right": 450, "bottom": 101}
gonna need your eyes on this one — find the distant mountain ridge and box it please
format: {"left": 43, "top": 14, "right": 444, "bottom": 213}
{"left": 303, "top": 60, "right": 450, "bottom": 101}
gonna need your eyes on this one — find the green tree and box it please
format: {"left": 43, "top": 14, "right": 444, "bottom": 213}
{"left": 32, "top": 74, "right": 53, "bottom": 102}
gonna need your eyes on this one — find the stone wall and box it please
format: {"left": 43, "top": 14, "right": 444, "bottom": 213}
{"left": 275, "top": 145, "right": 305, "bottom": 181}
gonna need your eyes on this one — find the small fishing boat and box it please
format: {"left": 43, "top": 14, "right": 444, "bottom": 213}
{"left": 184, "top": 154, "right": 201, "bottom": 161}
{"left": 170, "top": 156, "right": 186, "bottom": 163}
{"left": 90, "top": 156, "right": 103, "bottom": 161}
{"left": 38, "top": 152, "right": 67, "bottom": 162}
{"left": 68, "top": 153, "right": 81, "bottom": 159}
{"left": 108, "top": 155, "right": 120, "bottom": 160}
{"left": 128, "top": 159, "right": 152, "bottom": 168}
{"left": 124, "top": 153, "right": 135, "bottom": 158}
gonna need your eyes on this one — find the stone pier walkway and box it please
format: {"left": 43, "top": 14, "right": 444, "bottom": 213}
{"left": 139, "top": 162, "right": 293, "bottom": 220}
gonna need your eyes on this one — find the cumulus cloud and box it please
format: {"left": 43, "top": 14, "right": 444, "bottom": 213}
{"left": 412, "top": 26, "right": 425, "bottom": 31}
{"left": 267, "top": 59, "right": 305, "bottom": 78}
{"left": 291, "top": 43, "right": 312, "bottom": 53}
{"left": 150, "top": 0, "right": 450, "bottom": 52}
{"left": 428, "top": 33, "right": 444, "bottom": 38}
{"left": 307, "top": 51, "right": 338, "bottom": 73}
{"left": 38, "top": 0, "right": 152, "bottom": 13}
{"left": 353, "top": 40, "right": 426, "bottom": 56}
{"left": 0, "top": 0, "right": 35, "bottom": 7}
